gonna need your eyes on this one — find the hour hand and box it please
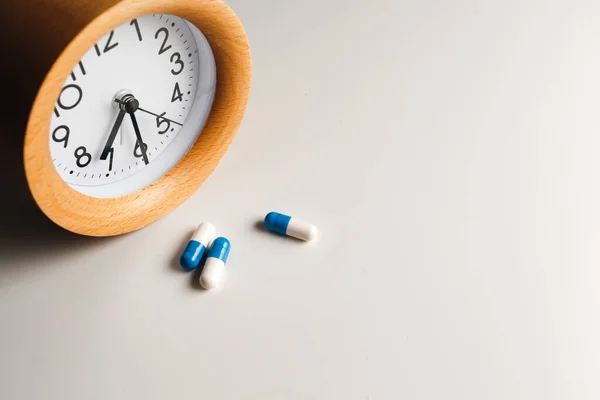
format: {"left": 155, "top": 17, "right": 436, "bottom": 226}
{"left": 100, "top": 109, "right": 126, "bottom": 160}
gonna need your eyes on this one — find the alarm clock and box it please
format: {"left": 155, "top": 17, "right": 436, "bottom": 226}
{"left": 13, "top": 0, "right": 251, "bottom": 237}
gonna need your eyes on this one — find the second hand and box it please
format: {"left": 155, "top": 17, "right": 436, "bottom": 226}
{"left": 114, "top": 99, "right": 183, "bottom": 127}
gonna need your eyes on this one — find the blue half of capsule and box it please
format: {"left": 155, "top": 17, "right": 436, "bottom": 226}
{"left": 207, "top": 237, "right": 231, "bottom": 263}
{"left": 264, "top": 212, "right": 292, "bottom": 235}
{"left": 180, "top": 241, "right": 207, "bottom": 271}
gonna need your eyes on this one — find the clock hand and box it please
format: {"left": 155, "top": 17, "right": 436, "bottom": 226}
{"left": 137, "top": 107, "right": 183, "bottom": 127}
{"left": 129, "top": 112, "right": 149, "bottom": 165}
{"left": 114, "top": 99, "right": 183, "bottom": 126}
{"left": 100, "top": 108, "right": 126, "bottom": 160}
{"left": 102, "top": 94, "right": 138, "bottom": 160}
{"left": 115, "top": 94, "right": 150, "bottom": 165}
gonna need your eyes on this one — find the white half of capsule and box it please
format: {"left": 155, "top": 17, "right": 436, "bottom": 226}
{"left": 287, "top": 218, "right": 319, "bottom": 242}
{"left": 200, "top": 258, "right": 225, "bottom": 290}
{"left": 191, "top": 222, "right": 216, "bottom": 246}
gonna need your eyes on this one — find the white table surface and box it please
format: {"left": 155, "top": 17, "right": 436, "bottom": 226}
{"left": 2, "top": 0, "right": 600, "bottom": 398}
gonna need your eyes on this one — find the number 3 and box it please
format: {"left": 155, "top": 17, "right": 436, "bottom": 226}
{"left": 170, "top": 52, "right": 184, "bottom": 75}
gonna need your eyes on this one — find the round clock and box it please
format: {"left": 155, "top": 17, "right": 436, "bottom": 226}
{"left": 18, "top": 0, "right": 251, "bottom": 236}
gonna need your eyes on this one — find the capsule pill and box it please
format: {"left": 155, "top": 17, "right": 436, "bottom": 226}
{"left": 264, "top": 212, "right": 318, "bottom": 242}
{"left": 199, "top": 237, "right": 231, "bottom": 290}
{"left": 180, "top": 222, "right": 216, "bottom": 271}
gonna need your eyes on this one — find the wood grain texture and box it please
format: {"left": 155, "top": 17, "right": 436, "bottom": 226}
{"left": 19, "top": 0, "right": 251, "bottom": 236}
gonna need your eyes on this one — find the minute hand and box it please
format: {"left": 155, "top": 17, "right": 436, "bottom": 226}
{"left": 129, "top": 112, "right": 149, "bottom": 165}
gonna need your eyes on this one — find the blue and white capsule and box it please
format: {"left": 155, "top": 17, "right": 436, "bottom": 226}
{"left": 264, "top": 212, "right": 319, "bottom": 242}
{"left": 180, "top": 222, "right": 217, "bottom": 271}
{"left": 200, "top": 237, "right": 231, "bottom": 290}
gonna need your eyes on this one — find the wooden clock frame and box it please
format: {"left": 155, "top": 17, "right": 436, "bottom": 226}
{"left": 22, "top": 0, "right": 251, "bottom": 237}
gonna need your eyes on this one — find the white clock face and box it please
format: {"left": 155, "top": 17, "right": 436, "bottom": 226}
{"left": 49, "top": 14, "right": 216, "bottom": 198}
